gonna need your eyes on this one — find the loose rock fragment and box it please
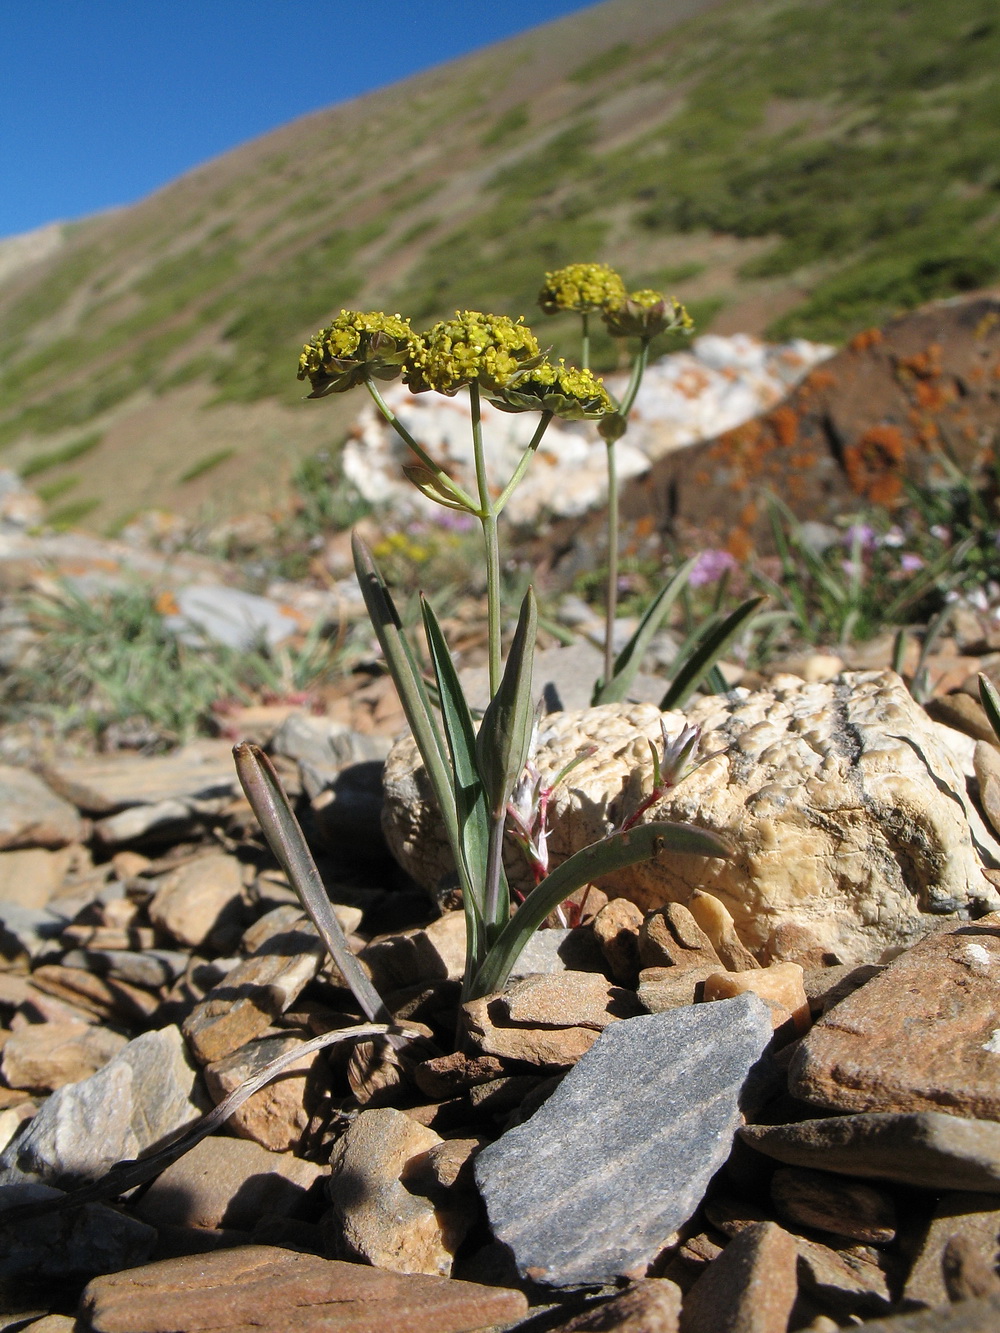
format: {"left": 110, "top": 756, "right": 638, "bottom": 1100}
{"left": 904, "top": 1191, "right": 1000, "bottom": 1309}
{"left": 324, "top": 1107, "right": 475, "bottom": 1277}
{"left": 770, "top": 1167, "right": 896, "bottom": 1244}
{"left": 678, "top": 1221, "right": 798, "bottom": 1333}
{"left": 79, "top": 1244, "right": 528, "bottom": 1333}
{"left": 740, "top": 1111, "right": 1000, "bottom": 1192}
{"left": 789, "top": 916, "right": 1000, "bottom": 1119}
{"left": 474, "top": 994, "right": 773, "bottom": 1285}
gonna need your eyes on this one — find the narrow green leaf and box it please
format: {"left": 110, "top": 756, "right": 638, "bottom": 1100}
{"left": 471, "top": 820, "right": 731, "bottom": 997}
{"left": 233, "top": 742, "right": 390, "bottom": 1023}
{"left": 980, "top": 673, "right": 1000, "bottom": 745}
{"left": 593, "top": 557, "right": 697, "bottom": 705}
{"left": 476, "top": 587, "right": 537, "bottom": 817}
{"left": 421, "top": 596, "right": 489, "bottom": 970}
{"left": 660, "top": 596, "right": 765, "bottom": 711}
{"left": 352, "top": 533, "right": 465, "bottom": 890}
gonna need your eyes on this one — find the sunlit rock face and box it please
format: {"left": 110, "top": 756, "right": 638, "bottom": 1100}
{"left": 343, "top": 334, "right": 833, "bottom": 526}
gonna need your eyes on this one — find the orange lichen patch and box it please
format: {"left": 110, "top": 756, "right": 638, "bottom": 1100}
{"left": 843, "top": 425, "right": 907, "bottom": 504}
{"left": 791, "top": 451, "right": 818, "bottom": 469}
{"left": 913, "top": 379, "right": 949, "bottom": 411}
{"left": 897, "top": 344, "right": 943, "bottom": 380}
{"left": 739, "top": 503, "right": 758, "bottom": 528}
{"left": 969, "top": 365, "right": 985, "bottom": 382}
{"left": 634, "top": 515, "right": 655, "bottom": 540}
{"left": 694, "top": 470, "right": 711, "bottom": 487}
{"left": 154, "top": 590, "right": 180, "bottom": 616}
{"left": 726, "top": 527, "right": 752, "bottom": 562}
{"left": 849, "top": 328, "right": 883, "bottom": 353}
{"left": 770, "top": 405, "right": 799, "bottom": 449}
{"left": 805, "top": 367, "right": 838, "bottom": 392}
{"left": 787, "top": 474, "right": 806, "bottom": 501}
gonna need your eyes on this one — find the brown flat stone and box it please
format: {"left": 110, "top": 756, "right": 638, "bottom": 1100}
{"left": 462, "top": 994, "right": 599, "bottom": 1067}
{"left": 904, "top": 1191, "right": 1000, "bottom": 1309}
{"left": 182, "top": 924, "right": 325, "bottom": 1064}
{"left": 552, "top": 1278, "right": 682, "bottom": 1331}
{"left": 770, "top": 1167, "right": 896, "bottom": 1244}
{"left": 42, "top": 742, "right": 238, "bottom": 815}
{"left": 1, "top": 1019, "right": 127, "bottom": 1092}
{"left": 500, "top": 970, "right": 641, "bottom": 1029}
{"left": 0, "top": 766, "right": 83, "bottom": 850}
{"left": 592, "top": 898, "right": 644, "bottom": 986}
{"left": 846, "top": 1293, "right": 1000, "bottom": 1330}
{"left": 789, "top": 916, "right": 1000, "bottom": 1118}
{"left": 639, "top": 904, "right": 722, "bottom": 971}
{"left": 78, "top": 1244, "right": 528, "bottom": 1332}
{"left": 637, "top": 965, "right": 717, "bottom": 1012}
{"left": 679, "top": 1222, "right": 798, "bottom": 1333}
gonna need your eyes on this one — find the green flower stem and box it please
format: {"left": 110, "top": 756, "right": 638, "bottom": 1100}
{"left": 603, "top": 337, "right": 650, "bottom": 685}
{"left": 494, "top": 411, "right": 554, "bottom": 515}
{"left": 604, "top": 437, "right": 619, "bottom": 686}
{"left": 618, "top": 337, "right": 650, "bottom": 417}
{"left": 470, "top": 381, "right": 502, "bottom": 697}
{"left": 581, "top": 312, "right": 590, "bottom": 372}
{"left": 483, "top": 810, "right": 508, "bottom": 953}
{"left": 365, "top": 378, "right": 480, "bottom": 514}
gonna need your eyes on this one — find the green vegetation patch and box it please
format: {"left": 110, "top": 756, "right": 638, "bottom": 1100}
{"left": 47, "top": 497, "right": 101, "bottom": 531}
{"left": 20, "top": 431, "right": 102, "bottom": 478}
{"left": 179, "top": 448, "right": 235, "bottom": 483}
{"left": 569, "top": 42, "right": 633, "bottom": 84}
{"left": 481, "top": 103, "right": 530, "bottom": 147}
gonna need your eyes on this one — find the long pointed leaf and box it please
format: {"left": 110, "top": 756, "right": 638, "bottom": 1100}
{"left": 476, "top": 587, "right": 537, "bottom": 818}
{"left": 660, "top": 596, "right": 765, "bottom": 711}
{"left": 233, "top": 743, "right": 390, "bottom": 1023}
{"left": 471, "top": 821, "right": 731, "bottom": 997}
{"left": 593, "top": 557, "right": 697, "bottom": 705}
{"left": 352, "top": 533, "right": 465, "bottom": 887}
{"left": 980, "top": 673, "right": 1000, "bottom": 745}
{"left": 421, "top": 596, "right": 489, "bottom": 972}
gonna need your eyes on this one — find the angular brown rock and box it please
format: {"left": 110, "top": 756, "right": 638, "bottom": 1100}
{"left": 789, "top": 916, "right": 1000, "bottom": 1118}
{"left": 78, "top": 1244, "right": 528, "bottom": 1333}
{"left": 679, "top": 1221, "right": 798, "bottom": 1333}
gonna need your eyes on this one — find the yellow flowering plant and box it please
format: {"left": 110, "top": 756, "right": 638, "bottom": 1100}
{"left": 537, "top": 264, "right": 762, "bottom": 708}
{"left": 233, "top": 294, "right": 731, "bottom": 1009}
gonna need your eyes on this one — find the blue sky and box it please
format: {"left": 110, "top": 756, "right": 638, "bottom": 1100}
{"left": 1, "top": 0, "right": 598, "bottom": 240}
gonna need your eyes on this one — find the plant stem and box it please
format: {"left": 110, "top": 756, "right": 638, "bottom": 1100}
{"left": 470, "top": 381, "right": 502, "bottom": 696}
{"left": 603, "top": 337, "right": 651, "bottom": 685}
{"left": 494, "top": 411, "right": 554, "bottom": 515}
{"left": 581, "top": 312, "right": 590, "bottom": 371}
{"left": 483, "top": 810, "right": 508, "bottom": 946}
{"left": 365, "top": 377, "right": 479, "bottom": 514}
{"left": 604, "top": 437, "right": 619, "bottom": 686}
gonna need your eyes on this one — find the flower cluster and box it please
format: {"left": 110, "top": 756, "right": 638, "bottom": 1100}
{"left": 538, "top": 263, "right": 626, "bottom": 315}
{"left": 298, "top": 311, "right": 420, "bottom": 397}
{"left": 602, "top": 289, "right": 693, "bottom": 340}
{"left": 491, "top": 358, "right": 613, "bottom": 419}
{"left": 404, "top": 310, "right": 543, "bottom": 396}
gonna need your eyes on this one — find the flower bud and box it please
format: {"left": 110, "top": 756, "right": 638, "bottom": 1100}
{"left": 297, "top": 311, "right": 420, "bottom": 397}
{"left": 489, "top": 358, "right": 612, "bottom": 420}
{"left": 602, "top": 290, "right": 693, "bottom": 339}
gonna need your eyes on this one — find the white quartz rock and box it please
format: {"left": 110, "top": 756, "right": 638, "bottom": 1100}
{"left": 382, "top": 671, "right": 1000, "bottom": 966}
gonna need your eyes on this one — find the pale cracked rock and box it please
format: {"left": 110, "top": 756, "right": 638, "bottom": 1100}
{"left": 324, "top": 1107, "right": 476, "bottom": 1277}
{"left": 383, "top": 671, "right": 1000, "bottom": 965}
{"left": 474, "top": 993, "right": 774, "bottom": 1286}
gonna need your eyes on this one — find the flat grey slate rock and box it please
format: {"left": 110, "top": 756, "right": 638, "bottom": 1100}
{"left": 740, "top": 1111, "right": 1000, "bottom": 1191}
{"left": 474, "top": 993, "right": 773, "bottom": 1286}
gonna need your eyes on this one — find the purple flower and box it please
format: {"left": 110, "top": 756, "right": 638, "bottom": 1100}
{"left": 899, "top": 553, "right": 924, "bottom": 573}
{"left": 433, "top": 510, "right": 475, "bottom": 533}
{"left": 688, "top": 549, "right": 738, "bottom": 587}
{"left": 844, "top": 522, "right": 877, "bottom": 551}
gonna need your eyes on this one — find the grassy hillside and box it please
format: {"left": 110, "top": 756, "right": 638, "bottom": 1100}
{"left": 1, "top": 0, "right": 998, "bottom": 531}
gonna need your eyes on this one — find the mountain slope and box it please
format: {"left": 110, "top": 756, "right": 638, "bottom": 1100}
{"left": 1, "top": 0, "right": 998, "bottom": 532}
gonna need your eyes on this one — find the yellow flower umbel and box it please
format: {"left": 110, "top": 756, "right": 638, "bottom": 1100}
{"left": 537, "top": 263, "right": 626, "bottom": 316}
{"left": 298, "top": 311, "right": 421, "bottom": 397}
{"left": 603, "top": 289, "right": 693, "bottom": 340}
{"left": 491, "top": 359, "right": 613, "bottom": 420}
{"left": 405, "top": 311, "right": 542, "bottom": 396}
